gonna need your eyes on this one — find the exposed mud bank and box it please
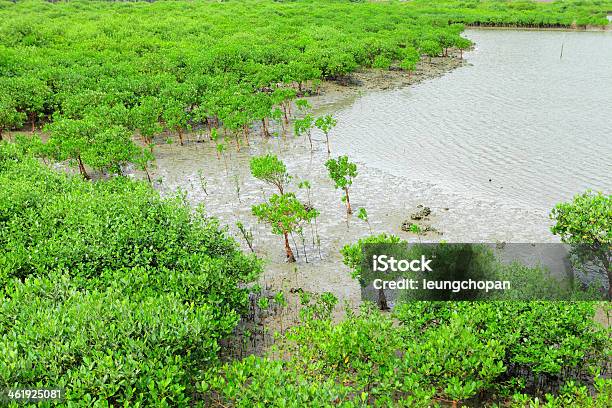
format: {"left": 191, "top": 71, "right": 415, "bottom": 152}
{"left": 315, "top": 50, "right": 467, "bottom": 105}
{"left": 468, "top": 24, "right": 610, "bottom": 32}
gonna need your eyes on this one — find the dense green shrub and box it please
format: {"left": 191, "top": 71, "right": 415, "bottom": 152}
{"left": 394, "top": 301, "right": 609, "bottom": 377}
{"left": 1, "top": 278, "right": 222, "bottom": 406}
{"left": 205, "top": 231, "right": 610, "bottom": 406}
{"left": 205, "top": 299, "right": 610, "bottom": 407}
{"left": 0, "top": 144, "right": 261, "bottom": 405}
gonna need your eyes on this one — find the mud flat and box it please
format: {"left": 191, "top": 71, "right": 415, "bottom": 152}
{"left": 149, "top": 29, "right": 612, "bottom": 347}
{"left": 317, "top": 49, "right": 467, "bottom": 99}
{"left": 149, "top": 50, "right": 554, "bottom": 328}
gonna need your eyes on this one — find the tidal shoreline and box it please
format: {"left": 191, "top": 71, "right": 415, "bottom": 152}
{"left": 151, "top": 42, "right": 560, "bottom": 350}
{"left": 316, "top": 49, "right": 467, "bottom": 103}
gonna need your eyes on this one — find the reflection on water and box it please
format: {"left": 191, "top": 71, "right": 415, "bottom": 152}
{"left": 331, "top": 29, "right": 612, "bottom": 208}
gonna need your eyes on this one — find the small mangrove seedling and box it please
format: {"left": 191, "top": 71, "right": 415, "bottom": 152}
{"left": 357, "top": 207, "right": 372, "bottom": 234}
{"left": 400, "top": 47, "right": 420, "bottom": 79}
{"left": 294, "top": 114, "right": 315, "bottom": 150}
{"left": 325, "top": 155, "right": 357, "bottom": 215}
{"left": 210, "top": 128, "right": 220, "bottom": 157}
{"left": 274, "top": 290, "right": 289, "bottom": 335}
{"left": 252, "top": 192, "right": 317, "bottom": 262}
{"left": 299, "top": 180, "right": 319, "bottom": 254}
{"left": 232, "top": 174, "right": 241, "bottom": 202}
{"left": 274, "top": 291, "right": 288, "bottom": 309}
{"left": 257, "top": 296, "right": 269, "bottom": 310}
{"left": 163, "top": 98, "right": 190, "bottom": 146}
{"left": 236, "top": 221, "right": 254, "bottom": 253}
{"left": 410, "top": 223, "right": 422, "bottom": 243}
{"left": 315, "top": 114, "right": 337, "bottom": 155}
{"left": 135, "top": 148, "right": 155, "bottom": 184}
{"left": 250, "top": 154, "right": 290, "bottom": 194}
{"left": 295, "top": 99, "right": 312, "bottom": 113}
{"left": 298, "top": 228, "right": 308, "bottom": 263}
{"left": 456, "top": 37, "right": 472, "bottom": 59}
{"left": 197, "top": 169, "right": 208, "bottom": 195}
{"left": 298, "top": 180, "right": 312, "bottom": 206}
{"left": 218, "top": 144, "right": 228, "bottom": 171}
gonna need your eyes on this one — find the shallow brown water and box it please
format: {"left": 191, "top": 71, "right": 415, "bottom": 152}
{"left": 331, "top": 29, "right": 612, "bottom": 209}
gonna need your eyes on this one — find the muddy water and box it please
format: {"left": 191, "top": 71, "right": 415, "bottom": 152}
{"left": 152, "top": 29, "right": 611, "bottom": 313}
{"left": 332, "top": 29, "right": 612, "bottom": 209}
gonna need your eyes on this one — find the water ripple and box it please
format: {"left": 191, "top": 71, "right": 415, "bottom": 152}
{"left": 333, "top": 29, "right": 612, "bottom": 208}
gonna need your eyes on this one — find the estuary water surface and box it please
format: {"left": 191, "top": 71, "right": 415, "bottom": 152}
{"left": 332, "top": 29, "right": 612, "bottom": 209}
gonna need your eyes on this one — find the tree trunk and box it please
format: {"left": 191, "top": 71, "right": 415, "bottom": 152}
{"left": 283, "top": 232, "right": 296, "bottom": 262}
{"left": 235, "top": 134, "right": 240, "bottom": 152}
{"left": 178, "top": 129, "right": 184, "bottom": 146}
{"left": 243, "top": 124, "right": 250, "bottom": 146}
{"left": 0, "top": 128, "right": 3, "bottom": 141}
{"left": 77, "top": 155, "right": 90, "bottom": 180}
{"left": 30, "top": 112, "right": 36, "bottom": 132}
{"left": 378, "top": 288, "right": 389, "bottom": 310}
{"left": 261, "top": 119, "right": 270, "bottom": 137}
{"left": 601, "top": 252, "right": 611, "bottom": 300}
{"left": 307, "top": 131, "right": 313, "bottom": 151}
{"left": 143, "top": 163, "right": 152, "bottom": 184}
{"left": 345, "top": 187, "right": 352, "bottom": 214}
{"left": 325, "top": 133, "right": 330, "bottom": 155}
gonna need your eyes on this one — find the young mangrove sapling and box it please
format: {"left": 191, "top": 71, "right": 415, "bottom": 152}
{"left": 357, "top": 207, "right": 372, "bottom": 234}
{"left": 315, "top": 114, "right": 337, "bottom": 155}
{"left": 325, "top": 155, "right": 358, "bottom": 215}
{"left": 249, "top": 154, "right": 290, "bottom": 194}
{"left": 252, "top": 192, "right": 317, "bottom": 262}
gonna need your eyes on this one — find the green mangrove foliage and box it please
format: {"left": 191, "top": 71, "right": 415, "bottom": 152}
{"left": 0, "top": 0, "right": 608, "bottom": 175}
{"left": 250, "top": 154, "right": 291, "bottom": 195}
{"left": 325, "top": 155, "right": 358, "bottom": 215}
{"left": 315, "top": 114, "right": 338, "bottom": 155}
{"left": 294, "top": 114, "right": 315, "bottom": 150}
{"left": 0, "top": 143, "right": 261, "bottom": 405}
{"left": 1, "top": 1, "right": 611, "bottom": 406}
{"left": 252, "top": 193, "right": 318, "bottom": 262}
{"left": 407, "top": 0, "right": 612, "bottom": 28}
{"left": 357, "top": 207, "right": 372, "bottom": 233}
{"left": 551, "top": 190, "right": 611, "bottom": 298}
{"left": 0, "top": 95, "right": 25, "bottom": 141}
{"left": 203, "top": 297, "right": 610, "bottom": 407}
